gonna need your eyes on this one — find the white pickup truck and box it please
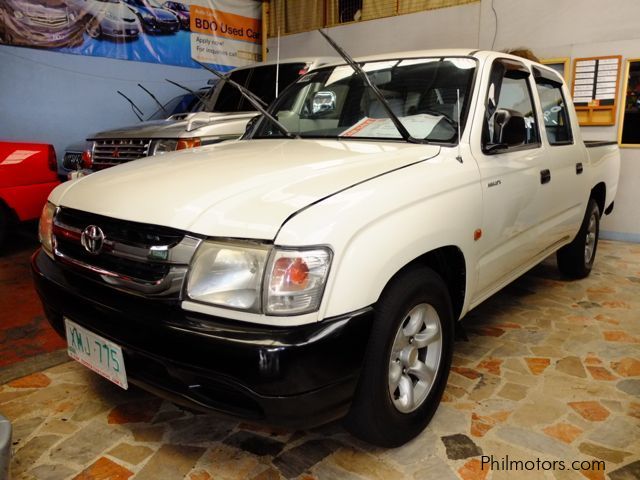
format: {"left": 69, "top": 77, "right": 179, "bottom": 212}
{"left": 33, "top": 49, "right": 620, "bottom": 447}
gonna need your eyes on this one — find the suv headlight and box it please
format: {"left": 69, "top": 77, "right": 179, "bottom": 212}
{"left": 150, "top": 139, "right": 178, "bottom": 155}
{"left": 150, "top": 138, "right": 201, "bottom": 155}
{"left": 186, "top": 241, "right": 332, "bottom": 316}
{"left": 38, "top": 202, "right": 56, "bottom": 258}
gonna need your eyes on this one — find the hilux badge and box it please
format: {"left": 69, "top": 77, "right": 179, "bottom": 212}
{"left": 81, "top": 225, "right": 105, "bottom": 255}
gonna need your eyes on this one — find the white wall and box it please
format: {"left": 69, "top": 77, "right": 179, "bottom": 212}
{"left": 0, "top": 46, "right": 211, "bottom": 159}
{"left": 267, "top": 0, "right": 640, "bottom": 241}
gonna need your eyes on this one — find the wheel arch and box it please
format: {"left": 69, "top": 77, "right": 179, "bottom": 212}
{"left": 378, "top": 246, "right": 467, "bottom": 322}
{"left": 590, "top": 182, "right": 606, "bottom": 217}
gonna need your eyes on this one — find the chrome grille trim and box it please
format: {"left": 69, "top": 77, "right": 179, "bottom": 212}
{"left": 52, "top": 210, "right": 201, "bottom": 297}
{"left": 28, "top": 14, "right": 68, "bottom": 28}
{"left": 92, "top": 139, "right": 151, "bottom": 168}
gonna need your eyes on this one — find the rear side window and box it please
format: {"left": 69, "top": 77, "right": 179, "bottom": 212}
{"left": 536, "top": 82, "right": 573, "bottom": 145}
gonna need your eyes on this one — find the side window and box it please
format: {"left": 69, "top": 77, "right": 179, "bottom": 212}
{"left": 536, "top": 82, "right": 573, "bottom": 145}
{"left": 483, "top": 59, "right": 540, "bottom": 153}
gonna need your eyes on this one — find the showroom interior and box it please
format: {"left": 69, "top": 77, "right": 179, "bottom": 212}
{"left": 0, "top": 0, "right": 639, "bottom": 479}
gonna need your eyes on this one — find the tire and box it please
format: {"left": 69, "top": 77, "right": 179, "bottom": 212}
{"left": 344, "top": 266, "right": 454, "bottom": 447}
{"left": 557, "top": 198, "right": 600, "bottom": 279}
{"left": 0, "top": 206, "right": 7, "bottom": 249}
{"left": 86, "top": 20, "right": 101, "bottom": 39}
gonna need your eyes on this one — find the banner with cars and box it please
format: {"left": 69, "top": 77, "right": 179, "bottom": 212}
{"left": 0, "top": 0, "right": 262, "bottom": 70}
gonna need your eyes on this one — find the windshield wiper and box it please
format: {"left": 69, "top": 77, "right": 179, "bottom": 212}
{"left": 318, "top": 29, "right": 424, "bottom": 144}
{"left": 138, "top": 83, "right": 167, "bottom": 115}
{"left": 193, "top": 60, "right": 295, "bottom": 139}
{"left": 117, "top": 91, "right": 143, "bottom": 122}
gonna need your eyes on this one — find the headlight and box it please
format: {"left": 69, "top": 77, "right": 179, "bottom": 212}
{"left": 38, "top": 202, "right": 56, "bottom": 258}
{"left": 265, "top": 248, "right": 332, "bottom": 315}
{"left": 150, "top": 139, "right": 178, "bottom": 155}
{"left": 187, "top": 241, "right": 270, "bottom": 313}
{"left": 186, "top": 242, "right": 332, "bottom": 316}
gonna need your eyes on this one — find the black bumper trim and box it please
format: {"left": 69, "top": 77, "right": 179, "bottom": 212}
{"left": 31, "top": 249, "right": 374, "bottom": 427}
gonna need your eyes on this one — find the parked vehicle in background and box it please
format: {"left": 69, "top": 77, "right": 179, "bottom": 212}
{"left": 162, "top": 1, "right": 189, "bottom": 30}
{"left": 0, "top": 141, "right": 60, "bottom": 246}
{"left": 59, "top": 86, "right": 209, "bottom": 179}
{"left": 33, "top": 49, "right": 619, "bottom": 446}
{"left": 86, "top": 58, "right": 336, "bottom": 170}
{"left": 122, "top": 0, "right": 179, "bottom": 34}
{"left": 72, "top": 0, "right": 142, "bottom": 41}
{"left": 0, "top": 0, "right": 85, "bottom": 48}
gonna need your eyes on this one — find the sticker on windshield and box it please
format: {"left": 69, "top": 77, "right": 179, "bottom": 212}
{"left": 340, "top": 114, "right": 443, "bottom": 139}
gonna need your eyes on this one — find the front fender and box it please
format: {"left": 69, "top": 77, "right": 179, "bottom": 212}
{"left": 276, "top": 151, "right": 483, "bottom": 320}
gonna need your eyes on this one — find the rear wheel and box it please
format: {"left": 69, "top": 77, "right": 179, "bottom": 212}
{"left": 557, "top": 198, "right": 600, "bottom": 278}
{"left": 344, "top": 266, "right": 454, "bottom": 447}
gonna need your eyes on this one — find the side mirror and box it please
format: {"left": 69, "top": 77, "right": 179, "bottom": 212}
{"left": 244, "top": 114, "right": 261, "bottom": 136}
{"left": 311, "top": 91, "right": 336, "bottom": 115}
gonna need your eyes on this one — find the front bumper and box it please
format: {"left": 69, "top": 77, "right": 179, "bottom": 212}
{"left": 31, "top": 249, "right": 373, "bottom": 428}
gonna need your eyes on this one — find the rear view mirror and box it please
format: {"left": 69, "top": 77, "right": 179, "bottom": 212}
{"left": 311, "top": 91, "right": 336, "bottom": 115}
{"left": 244, "top": 115, "right": 261, "bottom": 136}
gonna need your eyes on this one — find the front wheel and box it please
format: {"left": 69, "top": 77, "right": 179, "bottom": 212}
{"left": 557, "top": 198, "right": 600, "bottom": 278}
{"left": 344, "top": 266, "right": 454, "bottom": 447}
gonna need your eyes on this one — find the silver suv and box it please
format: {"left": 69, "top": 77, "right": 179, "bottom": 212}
{"left": 86, "top": 58, "right": 337, "bottom": 170}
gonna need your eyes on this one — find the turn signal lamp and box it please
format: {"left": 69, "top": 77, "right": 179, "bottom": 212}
{"left": 82, "top": 149, "right": 93, "bottom": 169}
{"left": 272, "top": 257, "right": 310, "bottom": 291}
{"left": 177, "top": 138, "right": 202, "bottom": 150}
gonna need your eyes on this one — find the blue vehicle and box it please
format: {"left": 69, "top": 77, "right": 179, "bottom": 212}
{"left": 122, "top": 0, "right": 178, "bottom": 34}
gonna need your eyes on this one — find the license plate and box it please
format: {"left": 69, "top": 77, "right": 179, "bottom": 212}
{"left": 65, "top": 318, "right": 128, "bottom": 389}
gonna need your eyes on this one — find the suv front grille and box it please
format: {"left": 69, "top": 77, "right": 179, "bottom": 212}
{"left": 52, "top": 208, "right": 201, "bottom": 298}
{"left": 92, "top": 139, "right": 150, "bottom": 169}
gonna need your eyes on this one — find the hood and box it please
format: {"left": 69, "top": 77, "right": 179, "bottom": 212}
{"left": 89, "top": 112, "right": 257, "bottom": 139}
{"left": 51, "top": 139, "right": 440, "bottom": 239}
{"left": 150, "top": 7, "right": 175, "bottom": 20}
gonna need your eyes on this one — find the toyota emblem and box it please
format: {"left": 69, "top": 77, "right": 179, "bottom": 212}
{"left": 80, "top": 225, "right": 105, "bottom": 255}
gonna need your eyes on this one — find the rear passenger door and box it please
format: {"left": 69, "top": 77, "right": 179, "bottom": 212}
{"left": 533, "top": 68, "right": 589, "bottom": 242}
{"left": 471, "top": 58, "right": 551, "bottom": 298}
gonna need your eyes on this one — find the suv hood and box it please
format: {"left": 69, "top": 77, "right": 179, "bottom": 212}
{"left": 51, "top": 139, "right": 440, "bottom": 239}
{"left": 89, "top": 112, "right": 257, "bottom": 139}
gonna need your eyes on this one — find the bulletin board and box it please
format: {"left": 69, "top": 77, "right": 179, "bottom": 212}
{"left": 571, "top": 55, "right": 622, "bottom": 126}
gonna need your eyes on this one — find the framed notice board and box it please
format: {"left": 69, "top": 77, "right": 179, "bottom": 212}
{"left": 618, "top": 58, "right": 640, "bottom": 147}
{"left": 571, "top": 55, "right": 622, "bottom": 126}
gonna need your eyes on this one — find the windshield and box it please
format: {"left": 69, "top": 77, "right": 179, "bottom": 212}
{"left": 253, "top": 57, "right": 477, "bottom": 143}
{"left": 147, "top": 92, "right": 201, "bottom": 120}
{"left": 204, "top": 63, "right": 306, "bottom": 113}
{"left": 171, "top": 2, "right": 188, "bottom": 11}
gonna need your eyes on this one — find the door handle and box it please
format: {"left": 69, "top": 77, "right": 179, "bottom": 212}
{"left": 540, "top": 169, "right": 551, "bottom": 184}
{"left": 576, "top": 163, "right": 584, "bottom": 174}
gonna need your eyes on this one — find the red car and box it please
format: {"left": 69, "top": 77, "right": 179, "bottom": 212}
{"left": 0, "top": 142, "right": 60, "bottom": 246}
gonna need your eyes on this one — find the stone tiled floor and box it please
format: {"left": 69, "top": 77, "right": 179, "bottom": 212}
{"left": 1, "top": 240, "right": 639, "bottom": 480}
{"left": 0, "top": 228, "right": 65, "bottom": 370}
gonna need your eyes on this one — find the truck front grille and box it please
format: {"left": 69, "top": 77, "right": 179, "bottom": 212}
{"left": 52, "top": 208, "right": 201, "bottom": 298}
{"left": 92, "top": 139, "right": 150, "bottom": 169}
